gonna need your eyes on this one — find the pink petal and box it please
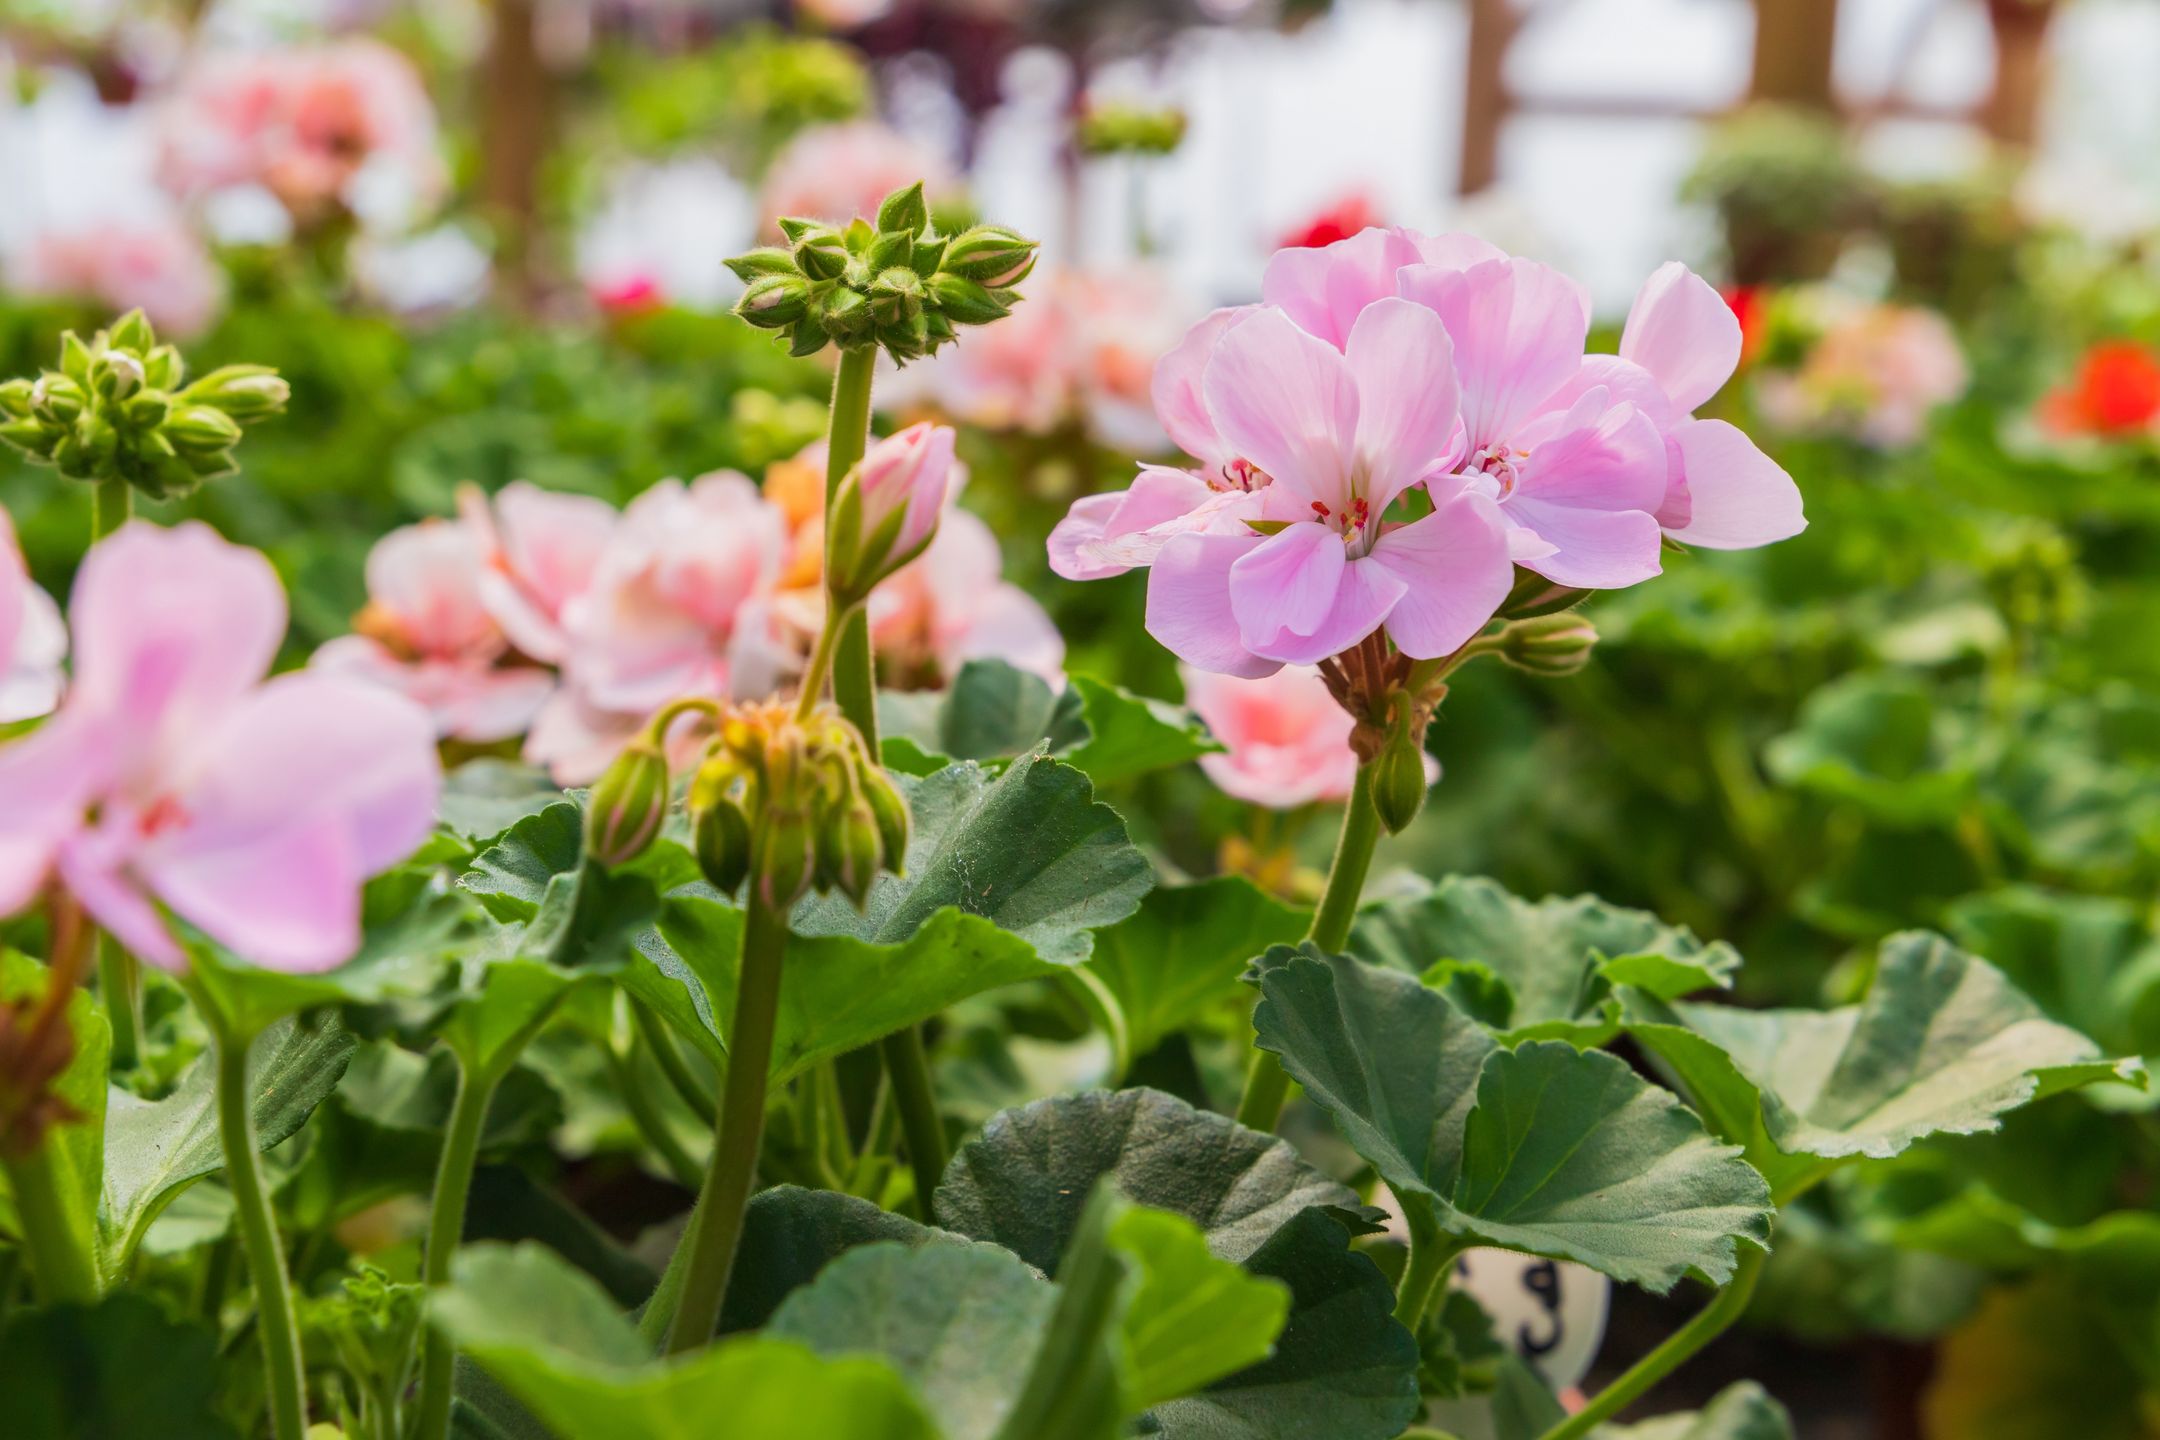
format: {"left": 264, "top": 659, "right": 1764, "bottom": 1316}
{"left": 524, "top": 684, "right": 637, "bottom": 786}
{"left": 1145, "top": 532, "right": 1279, "bottom": 678}
{"left": 1229, "top": 522, "right": 1348, "bottom": 655}
{"left": 1261, "top": 228, "right": 1426, "bottom": 350}
{"left": 1365, "top": 492, "right": 1513, "bottom": 658}
{"left": 1506, "top": 502, "right": 1663, "bottom": 589}
{"left": 0, "top": 509, "right": 22, "bottom": 681}
{"left": 939, "top": 583, "right": 1067, "bottom": 682}
{"left": 1201, "top": 307, "right": 1359, "bottom": 509}
{"left": 1505, "top": 388, "right": 1667, "bottom": 585}
{"left": 1397, "top": 257, "right": 1591, "bottom": 452}
{"left": 1, "top": 582, "right": 66, "bottom": 724}
{"left": 58, "top": 817, "right": 187, "bottom": 972}
{"left": 1406, "top": 231, "right": 1508, "bottom": 271}
{"left": 67, "top": 522, "right": 285, "bottom": 768}
{"left": 1619, "top": 262, "right": 1741, "bottom": 415}
{"left": 364, "top": 520, "right": 501, "bottom": 662}
{"left": 1250, "top": 554, "right": 1405, "bottom": 666}
{"left": 1152, "top": 306, "right": 1255, "bottom": 465}
{"left": 464, "top": 482, "right": 616, "bottom": 665}
{"left": 1666, "top": 419, "right": 1806, "bottom": 549}
{"left": 1181, "top": 663, "right": 1358, "bottom": 809}
{"left": 1343, "top": 297, "right": 1464, "bottom": 511}
{"left": 0, "top": 715, "right": 101, "bottom": 918}
{"left": 142, "top": 815, "right": 362, "bottom": 974}
{"left": 1046, "top": 466, "right": 1217, "bottom": 580}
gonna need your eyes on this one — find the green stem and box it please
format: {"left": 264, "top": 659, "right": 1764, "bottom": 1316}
{"left": 0, "top": 1145, "right": 99, "bottom": 1304}
{"left": 215, "top": 1021, "right": 309, "bottom": 1440}
{"left": 823, "top": 345, "right": 880, "bottom": 751}
{"left": 90, "top": 477, "right": 131, "bottom": 541}
{"left": 664, "top": 884, "right": 789, "bottom": 1354}
{"left": 630, "top": 999, "right": 716, "bottom": 1124}
{"left": 1236, "top": 766, "right": 1382, "bottom": 1131}
{"left": 1534, "top": 1245, "right": 1767, "bottom": 1440}
{"left": 413, "top": 1060, "right": 500, "bottom": 1440}
{"left": 793, "top": 602, "right": 849, "bottom": 724}
{"left": 612, "top": 1038, "right": 705, "bottom": 1190}
{"left": 880, "top": 1024, "right": 949, "bottom": 1215}
{"left": 98, "top": 934, "right": 143, "bottom": 1071}
{"left": 1390, "top": 1196, "right": 1459, "bottom": 1332}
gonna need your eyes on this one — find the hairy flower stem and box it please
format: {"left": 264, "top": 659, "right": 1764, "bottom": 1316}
{"left": 813, "top": 345, "right": 950, "bottom": 1201}
{"left": 1534, "top": 1245, "right": 1768, "bottom": 1440}
{"left": 1235, "top": 765, "right": 1382, "bottom": 1132}
{"left": 2, "top": 1145, "right": 99, "bottom": 1304}
{"left": 413, "top": 1060, "right": 497, "bottom": 1440}
{"left": 212, "top": 1017, "right": 309, "bottom": 1440}
{"left": 823, "top": 346, "right": 880, "bottom": 751}
{"left": 665, "top": 884, "right": 789, "bottom": 1354}
{"left": 1390, "top": 1196, "right": 1461, "bottom": 1331}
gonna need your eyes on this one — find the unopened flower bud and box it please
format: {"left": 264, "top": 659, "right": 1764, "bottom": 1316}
{"left": 791, "top": 227, "right": 851, "bottom": 282}
{"left": 826, "top": 422, "right": 955, "bottom": 602}
{"left": 585, "top": 737, "right": 671, "bottom": 867}
{"left": 1369, "top": 698, "right": 1431, "bottom": 836}
{"left": 866, "top": 228, "right": 915, "bottom": 275}
{"left": 818, "top": 286, "right": 873, "bottom": 345}
{"left": 925, "top": 273, "right": 1010, "bottom": 327}
{"left": 876, "top": 181, "right": 929, "bottom": 238}
{"left": 817, "top": 793, "right": 885, "bottom": 909}
{"left": 1498, "top": 612, "right": 1599, "bottom": 676}
{"left": 0, "top": 379, "right": 32, "bottom": 418}
{"left": 181, "top": 364, "right": 291, "bottom": 421}
{"left": 725, "top": 247, "right": 799, "bottom": 283}
{"left": 124, "top": 392, "right": 171, "bottom": 430}
{"left": 939, "top": 225, "right": 1038, "bottom": 288}
{"left": 758, "top": 808, "right": 817, "bottom": 910}
{"left": 94, "top": 351, "right": 145, "bottom": 402}
{"left": 860, "top": 768, "right": 910, "bottom": 874}
{"left": 0, "top": 419, "right": 56, "bottom": 459}
{"left": 692, "top": 796, "right": 754, "bottom": 896}
{"left": 106, "top": 309, "right": 155, "bottom": 355}
{"left": 30, "top": 376, "right": 84, "bottom": 426}
{"left": 869, "top": 267, "right": 924, "bottom": 326}
{"left": 738, "top": 273, "right": 813, "bottom": 329}
{"left": 162, "top": 404, "right": 244, "bottom": 457}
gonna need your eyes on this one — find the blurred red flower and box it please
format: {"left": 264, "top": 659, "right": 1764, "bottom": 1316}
{"left": 2042, "top": 340, "right": 2160, "bottom": 437}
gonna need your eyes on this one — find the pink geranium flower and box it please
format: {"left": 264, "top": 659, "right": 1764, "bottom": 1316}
{"left": 1181, "top": 664, "right": 1359, "bottom": 808}
{"left": 0, "top": 523, "right": 440, "bottom": 973}
{"left": 758, "top": 122, "right": 953, "bottom": 234}
{"left": 526, "top": 474, "right": 790, "bottom": 784}
{"left": 457, "top": 482, "right": 617, "bottom": 666}
{"left": 10, "top": 217, "right": 224, "bottom": 339}
{"left": 868, "top": 509, "right": 1065, "bottom": 688}
{"left": 0, "top": 509, "right": 66, "bottom": 724}
{"left": 311, "top": 519, "right": 555, "bottom": 743}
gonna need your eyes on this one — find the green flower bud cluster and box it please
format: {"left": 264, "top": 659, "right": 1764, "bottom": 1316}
{"left": 688, "top": 701, "right": 910, "bottom": 911}
{"left": 0, "top": 310, "right": 290, "bottom": 501}
{"left": 726, "top": 181, "right": 1039, "bottom": 364}
{"left": 1075, "top": 102, "right": 1189, "bottom": 158}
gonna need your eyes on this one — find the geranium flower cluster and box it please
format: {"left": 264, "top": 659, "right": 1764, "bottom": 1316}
{"left": 1752, "top": 293, "right": 1968, "bottom": 449}
{"left": 1050, "top": 226, "right": 1806, "bottom": 679}
{"left": 315, "top": 429, "right": 1061, "bottom": 784}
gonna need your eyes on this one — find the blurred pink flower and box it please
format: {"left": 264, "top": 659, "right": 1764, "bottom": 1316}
{"left": 1181, "top": 664, "right": 1358, "bottom": 808}
{"left": 0, "top": 523, "right": 439, "bottom": 973}
{"left": 527, "top": 474, "right": 790, "bottom": 784}
{"left": 10, "top": 218, "right": 223, "bottom": 338}
{"left": 161, "top": 39, "right": 445, "bottom": 228}
{"left": 867, "top": 509, "right": 1065, "bottom": 687}
{"left": 457, "top": 482, "right": 617, "bottom": 666}
{"left": 0, "top": 509, "right": 66, "bottom": 724}
{"left": 759, "top": 122, "right": 953, "bottom": 233}
{"left": 1754, "top": 296, "right": 1967, "bottom": 451}
{"left": 311, "top": 519, "right": 554, "bottom": 743}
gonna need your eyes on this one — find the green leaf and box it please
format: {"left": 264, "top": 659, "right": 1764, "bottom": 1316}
{"left": 1253, "top": 948, "right": 1772, "bottom": 1292}
{"left": 441, "top": 960, "right": 590, "bottom": 1078}
{"left": 1630, "top": 931, "right": 2146, "bottom": 1196}
{"left": 877, "top": 660, "right": 1218, "bottom": 785}
{"left": 1077, "top": 877, "right": 1309, "bottom": 1076}
{"left": 1107, "top": 1205, "right": 1291, "bottom": 1409}
{"left": 1763, "top": 673, "right": 1976, "bottom": 825}
{"left": 720, "top": 1184, "right": 963, "bottom": 1334}
{"left": 442, "top": 759, "right": 571, "bottom": 842}
{"left": 436, "top": 1242, "right": 940, "bottom": 1440}
{"left": 1605, "top": 1381, "right": 1796, "bottom": 1440}
{"left": 460, "top": 803, "right": 664, "bottom": 973}
{"left": 770, "top": 1240, "right": 1056, "bottom": 1440}
{"left": 1346, "top": 876, "right": 1738, "bottom": 1043}
{"left": 935, "top": 1088, "right": 1419, "bottom": 1440}
{"left": 0, "top": 949, "right": 108, "bottom": 1273}
{"left": 0, "top": 1293, "right": 236, "bottom": 1440}
{"left": 101, "top": 1012, "right": 355, "bottom": 1269}
{"left": 650, "top": 753, "right": 1151, "bottom": 1080}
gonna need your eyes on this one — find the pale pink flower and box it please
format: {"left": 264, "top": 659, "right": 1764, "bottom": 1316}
{"left": 1753, "top": 296, "right": 1967, "bottom": 451}
{"left": 161, "top": 40, "right": 445, "bottom": 229}
{"left": 0, "top": 510, "right": 66, "bottom": 724}
{"left": 1181, "top": 664, "right": 1358, "bottom": 809}
{"left": 526, "top": 474, "right": 790, "bottom": 784}
{"left": 868, "top": 509, "right": 1065, "bottom": 687}
{"left": 835, "top": 422, "right": 956, "bottom": 591}
{"left": 759, "top": 122, "right": 953, "bottom": 233}
{"left": 311, "top": 520, "right": 554, "bottom": 744}
{"left": 10, "top": 217, "right": 223, "bottom": 339}
{"left": 0, "top": 523, "right": 440, "bottom": 973}
{"left": 457, "top": 482, "right": 616, "bottom": 666}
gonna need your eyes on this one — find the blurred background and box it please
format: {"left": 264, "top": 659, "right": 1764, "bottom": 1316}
{"left": 6, "top": 2, "right": 2160, "bottom": 1437}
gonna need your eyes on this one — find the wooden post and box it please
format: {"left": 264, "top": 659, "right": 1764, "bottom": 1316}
{"left": 1458, "top": 0, "right": 1520, "bottom": 195}
{"left": 1748, "top": 0, "right": 1842, "bottom": 111}
{"left": 481, "top": 0, "right": 553, "bottom": 309}
{"left": 1980, "top": 0, "right": 2056, "bottom": 149}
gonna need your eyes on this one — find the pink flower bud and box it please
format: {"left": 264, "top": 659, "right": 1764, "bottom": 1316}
{"left": 828, "top": 422, "right": 955, "bottom": 602}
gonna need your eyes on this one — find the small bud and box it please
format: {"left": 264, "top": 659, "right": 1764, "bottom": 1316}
{"left": 692, "top": 797, "right": 754, "bottom": 895}
{"left": 0, "top": 379, "right": 32, "bottom": 418}
{"left": 142, "top": 344, "right": 185, "bottom": 392}
{"left": 123, "top": 391, "right": 171, "bottom": 430}
{"left": 1498, "top": 612, "right": 1599, "bottom": 676}
{"left": 162, "top": 404, "right": 244, "bottom": 457}
{"left": 868, "top": 267, "right": 924, "bottom": 327}
{"left": 58, "top": 332, "right": 92, "bottom": 384}
{"left": 876, "top": 181, "right": 929, "bottom": 237}
{"left": 817, "top": 793, "right": 885, "bottom": 909}
{"left": 909, "top": 232, "right": 950, "bottom": 277}
{"left": 940, "top": 225, "right": 1038, "bottom": 288}
{"left": 1369, "top": 697, "right": 1431, "bottom": 835}
{"left": 737, "top": 273, "right": 813, "bottom": 329}
{"left": 93, "top": 351, "right": 145, "bottom": 402}
{"left": 106, "top": 309, "right": 155, "bottom": 355}
{"left": 861, "top": 768, "right": 910, "bottom": 873}
{"left": 724, "top": 247, "right": 799, "bottom": 283}
{"left": 787, "top": 315, "right": 833, "bottom": 359}
{"left": 181, "top": 365, "right": 290, "bottom": 421}
{"left": 826, "top": 422, "right": 955, "bottom": 602}
{"left": 758, "top": 808, "right": 817, "bottom": 910}
{"left": 818, "top": 286, "right": 873, "bottom": 345}
{"left": 791, "top": 227, "right": 851, "bottom": 282}
{"left": 29, "top": 376, "right": 83, "bottom": 426}
{"left": 0, "top": 419, "right": 57, "bottom": 459}
{"left": 585, "top": 738, "right": 671, "bottom": 868}
{"left": 925, "top": 272, "right": 1010, "bottom": 327}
